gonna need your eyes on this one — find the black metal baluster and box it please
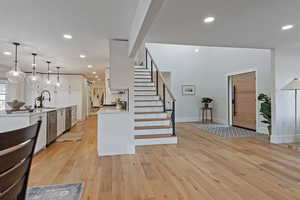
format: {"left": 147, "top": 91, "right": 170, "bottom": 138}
{"left": 151, "top": 60, "right": 153, "bottom": 82}
{"left": 156, "top": 69, "right": 159, "bottom": 95}
{"left": 145, "top": 49, "right": 148, "bottom": 69}
{"left": 172, "top": 101, "right": 176, "bottom": 136}
{"left": 163, "top": 84, "right": 166, "bottom": 112}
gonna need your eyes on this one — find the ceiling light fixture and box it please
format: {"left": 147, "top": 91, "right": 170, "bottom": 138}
{"left": 27, "top": 53, "right": 41, "bottom": 83}
{"left": 3, "top": 51, "right": 11, "bottom": 56}
{"left": 6, "top": 42, "right": 25, "bottom": 83}
{"left": 195, "top": 49, "right": 199, "bottom": 53}
{"left": 80, "top": 54, "right": 86, "bottom": 58}
{"left": 63, "top": 34, "right": 72, "bottom": 39}
{"left": 46, "top": 61, "right": 51, "bottom": 85}
{"left": 88, "top": 65, "right": 93, "bottom": 68}
{"left": 204, "top": 17, "right": 215, "bottom": 24}
{"left": 281, "top": 24, "right": 294, "bottom": 30}
{"left": 95, "top": 75, "right": 99, "bottom": 78}
{"left": 92, "top": 71, "right": 96, "bottom": 74}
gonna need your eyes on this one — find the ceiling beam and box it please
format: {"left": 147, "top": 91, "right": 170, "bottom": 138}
{"left": 128, "top": 0, "right": 164, "bottom": 58}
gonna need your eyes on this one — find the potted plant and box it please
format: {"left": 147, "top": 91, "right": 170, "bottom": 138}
{"left": 258, "top": 93, "right": 271, "bottom": 136}
{"left": 201, "top": 97, "right": 213, "bottom": 108}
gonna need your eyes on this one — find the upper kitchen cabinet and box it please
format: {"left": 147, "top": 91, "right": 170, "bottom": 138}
{"left": 109, "top": 40, "right": 134, "bottom": 90}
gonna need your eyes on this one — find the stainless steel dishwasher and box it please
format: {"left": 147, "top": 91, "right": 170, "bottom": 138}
{"left": 47, "top": 110, "right": 57, "bottom": 145}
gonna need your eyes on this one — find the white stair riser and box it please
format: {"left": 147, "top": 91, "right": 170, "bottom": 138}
{"left": 135, "top": 107, "right": 163, "bottom": 112}
{"left": 135, "top": 137, "right": 177, "bottom": 146}
{"left": 135, "top": 79, "right": 152, "bottom": 83}
{"left": 134, "top": 72, "right": 150, "bottom": 76}
{"left": 134, "top": 86, "right": 156, "bottom": 90}
{"left": 135, "top": 113, "right": 167, "bottom": 119}
{"left": 134, "top": 65, "right": 146, "bottom": 69}
{"left": 135, "top": 128, "right": 172, "bottom": 135}
{"left": 134, "top": 96, "right": 159, "bottom": 101}
{"left": 134, "top": 91, "right": 156, "bottom": 95}
{"left": 135, "top": 120, "right": 170, "bottom": 127}
{"left": 134, "top": 69, "right": 149, "bottom": 72}
{"left": 135, "top": 82, "right": 155, "bottom": 86}
{"left": 134, "top": 75, "right": 151, "bottom": 79}
{"left": 135, "top": 101, "right": 162, "bottom": 106}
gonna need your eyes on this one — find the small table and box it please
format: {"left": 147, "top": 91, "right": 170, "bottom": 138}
{"left": 201, "top": 107, "right": 213, "bottom": 123}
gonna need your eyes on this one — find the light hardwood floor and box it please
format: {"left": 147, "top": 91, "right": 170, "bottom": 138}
{"left": 29, "top": 116, "right": 300, "bottom": 200}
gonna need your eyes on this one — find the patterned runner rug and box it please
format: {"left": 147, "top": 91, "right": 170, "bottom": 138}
{"left": 194, "top": 124, "right": 261, "bottom": 138}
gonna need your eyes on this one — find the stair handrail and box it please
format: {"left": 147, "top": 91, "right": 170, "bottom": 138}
{"left": 145, "top": 48, "right": 176, "bottom": 101}
{"left": 145, "top": 47, "right": 176, "bottom": 136}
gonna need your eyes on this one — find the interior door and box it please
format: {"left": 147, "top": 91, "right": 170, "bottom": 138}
{"left": 232, "top": 72, "right": 256, "bottom": 130}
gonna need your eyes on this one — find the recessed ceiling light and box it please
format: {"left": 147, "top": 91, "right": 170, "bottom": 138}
{"left": 3, "top": 51, "right": 11, "bottom": 56}
{"left": 95, "top": 75, "right": 99, "bottom": 78}
{"left": 92, "top": 71, "right": 96, "bottom": 74}
{"left": 88, "top": 65, "right": 93, "bottom": 68}
{"left": 97, "top": 78, "right": 101, "bottom": 81}
{"left": 80, "top": 54, "right": 86, "bottom": 58}
{"left": 195, "top": 49, "right": 199, "bottom": 53}
{"left": 204, "top": 17, "right": 215, "bottom": 24}
{"left": 63, "top": 34, "right": 72, "bottom": 39}
{"left": 281, "top": 24, "right": 294, "bottom": 30}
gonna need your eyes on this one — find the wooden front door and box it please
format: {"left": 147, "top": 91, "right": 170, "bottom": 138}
{"left": 231, "top": 72, "right": 256, "bottom": 130}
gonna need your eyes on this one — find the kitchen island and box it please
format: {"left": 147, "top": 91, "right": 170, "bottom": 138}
{"left": 0, "top": 105, "right": 77, "bottom": 154}
{"left": 97, "top": 106, "right": 135, "bottom": 156}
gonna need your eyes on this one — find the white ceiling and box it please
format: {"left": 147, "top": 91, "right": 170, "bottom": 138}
{"left": 147, "top": 0, "right": 300, "bottom": 49}
{"left": 0, "top": 0, "right": 138, "bottom": 80}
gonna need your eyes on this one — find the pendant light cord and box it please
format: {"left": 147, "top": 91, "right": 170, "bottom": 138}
{"left": 13, "top": 42, "right": 20, "bottom": 71}
{"left": 47, "top": 61, "right": 51, "bottom": 80}
{"left": 32, "top": 53, "right": 37, "bottom": 75}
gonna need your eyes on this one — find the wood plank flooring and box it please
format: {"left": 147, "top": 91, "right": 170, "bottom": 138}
{"left": 29, "top": 116, "right": 300, "bottom": 200}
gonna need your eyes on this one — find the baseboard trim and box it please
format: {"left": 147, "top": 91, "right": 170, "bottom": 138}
{"left": 271, "top": 134, "right": 300, "bottom": 144}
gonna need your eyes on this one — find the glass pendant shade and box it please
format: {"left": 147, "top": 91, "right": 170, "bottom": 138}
{"left": 27, "top": 53, "right": 41, "bottom": 84}
{"left": 45, "top": 61, "right": 52, "bottom": 85}
{"left": 7, "top": 42, "right": 25, "bottom": 83}
{"left": 56, "top": 66, "right": 61, "bottom": 87}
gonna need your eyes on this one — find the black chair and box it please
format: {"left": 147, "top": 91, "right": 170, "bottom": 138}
{"left": 0, "top": 121, "right": 41, "bottom": 200}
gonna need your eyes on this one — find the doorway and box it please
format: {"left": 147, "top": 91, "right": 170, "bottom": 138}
{"left": 229, "top": 71, "right": 256, "bottom": 130}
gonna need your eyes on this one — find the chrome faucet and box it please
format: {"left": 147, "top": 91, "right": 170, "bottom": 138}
{"left": 35, "top": 90, "right": 51, "bottom": 108}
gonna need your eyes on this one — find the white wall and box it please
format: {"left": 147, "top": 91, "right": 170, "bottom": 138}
{"left": 147, "top": 43, "right": 272, "bottom": 133}
{"left": 271, "top": 48, "right": 300, "bottom": 143}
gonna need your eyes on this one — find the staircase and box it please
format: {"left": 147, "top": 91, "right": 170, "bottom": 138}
{"left": 134, "top": 64, "right": 177, "bottom": 146}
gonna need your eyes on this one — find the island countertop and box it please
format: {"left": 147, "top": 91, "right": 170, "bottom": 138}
{"left": 98, "top": 106, "right": 128, "bottom": 114}
{"left": 0, "top": 105, "right": 77, "bottom": 117}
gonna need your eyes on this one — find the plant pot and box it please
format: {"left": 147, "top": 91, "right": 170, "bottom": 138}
{"left": 267, "top": 125, "right": 272, "bottom": 140}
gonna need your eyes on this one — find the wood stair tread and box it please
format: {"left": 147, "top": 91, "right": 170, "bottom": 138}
{"left": 135, "top": 118, "right": 171, "bottom": 122}
{"left": 135, "top": 125, "right": 171, "bottom": 130}
{"left": 135, "top": 100, "right": 160, "bottom": 102}
{"left": 134, "top": 90, "right": 156, "bottom": 92}
{"left": 134, "top": 105, "right": 162, "bottom": 108}
{"left": 135, "top": 111, "right": 166, "bottom": 114}
{"left": 134, "top": 94, "right": 157, "bottom": 96}
{"left": 135, "top": 134, "right": 175, "bottom": 139}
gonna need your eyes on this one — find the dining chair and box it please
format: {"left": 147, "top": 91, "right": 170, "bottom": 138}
{"left": 0, "top": 120, "right": 41, "bottom": 200}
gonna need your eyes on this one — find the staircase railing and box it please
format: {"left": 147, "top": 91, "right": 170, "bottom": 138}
{"left": 145, "top": 48, "right": 176, "bottom": 136}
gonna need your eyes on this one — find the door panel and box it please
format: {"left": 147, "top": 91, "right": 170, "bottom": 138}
{"left": 232, "top": 72, "right": 256, "bottom": 130}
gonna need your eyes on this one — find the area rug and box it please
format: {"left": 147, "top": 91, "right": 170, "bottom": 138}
{"left": 56, "top": 132, "right": 83, "bottom": 142}
{"left": 194, "top": 124, "right": 260, "bottom": 138}
{"left": 26, "top": 182, "right": 84, "bottom": 200}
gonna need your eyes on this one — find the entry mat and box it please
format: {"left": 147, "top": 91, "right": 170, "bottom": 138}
{"left": 194, "top": 124, "right": 261, "bottom": 138}
{"left": 26, "top": 182, "right": 84, "bottom": 200}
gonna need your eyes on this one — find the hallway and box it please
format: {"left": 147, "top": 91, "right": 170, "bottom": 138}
{"left": 29, "top": 116, "right": 300, "bottom": 200}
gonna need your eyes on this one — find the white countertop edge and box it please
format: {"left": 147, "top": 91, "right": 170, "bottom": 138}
{"left": 98, "top": 107, "right": 129, "bottom": 114}
{"left": 0, "top": 105, "right": 77, "bottom": 117}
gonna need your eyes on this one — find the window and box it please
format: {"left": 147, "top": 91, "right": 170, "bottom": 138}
{"left": 0, "top": 80, "right": 7, "bottom": 110}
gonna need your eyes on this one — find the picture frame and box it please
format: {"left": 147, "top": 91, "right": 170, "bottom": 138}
{"left": 182, "top": 85, "right": 196, "bottom": 96}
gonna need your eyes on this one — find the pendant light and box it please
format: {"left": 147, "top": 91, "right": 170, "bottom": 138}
{"left": 56, "top": 66, "right": 61, "bottom": 87}
{"left": 6, "top": 42, "right": 25, "bottom": 83}
{"left": 27, "top": 53, "right": 41, "bottom": 83}
{"left": 46, "top": 61, "right": 51, "bottom": 85}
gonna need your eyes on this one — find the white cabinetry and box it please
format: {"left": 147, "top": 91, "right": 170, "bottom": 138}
{"left": 57, "top": 108, "right": 65, "bottom": 136}
{"left": 30, "top": 113, "right": 47, "bottom": 154}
